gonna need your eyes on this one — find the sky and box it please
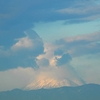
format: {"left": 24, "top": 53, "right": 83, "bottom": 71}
{"left": 0, "top": 0, "right": 100, "bottom": 91}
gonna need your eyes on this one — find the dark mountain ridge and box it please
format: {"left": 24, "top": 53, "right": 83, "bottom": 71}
{"left": 0, "top": 84, "right": 100, "bottom": 100}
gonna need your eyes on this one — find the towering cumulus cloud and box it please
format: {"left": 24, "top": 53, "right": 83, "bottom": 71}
{"left": 0, "top": 40, "right": 85, "bottom": 91}
{"left": 25, "top": 43, "right": 85, "bottom": 90}
{"left": 0, "top": 30, "right": 44, "bottom": 70}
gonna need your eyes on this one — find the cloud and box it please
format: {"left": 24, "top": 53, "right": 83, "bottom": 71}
{"left": 71, "top": 53, "right": 100, "bottom": 85}
{"left": 0, "top": 33, "right": 26, "bottom": 49}
{"left": 25, "top": 65, "right": 85, "bottom": 90}
{"left": 57, "top": 4, "right": 100, "bottom": 15}
{"left": 36, "top": 58, "right": 50, "bottom": 67}
{"left": 36, "top": 42, "right": 58, "bottom": 66}
{"left": 2, "top": 31, "right": 100, "bottom": 91}
{"left": 0, "top": 38, "right": 85, "bottom": 91}
{"left": 11, "top": 37, "right": 33, "bottom": 50}
{"left": 54, "top": 49, "right": 64, "bottom": 56}
{"left": 0, "top": 64, "right": 85, "bottom": 91}
{"left": 0, "top": 0, "right": 99, "bottom": 50}
{"left": 0, "top": 67, "right": 35, "bottom": 91}
{"left": 64, "top": 19, "right": 91, "bottom": 24}
{"left": 56, "top": 53, "right": 72, "bottom": 66}
{"left": 56, "top": 1, "right": 100, "bottom": 23}
{"left": 23, "top": 43, "right": 85, "bottom": 90}
{"left": 0, "top": 30, "right": 44, "bottom": 71}
{"left": 11, "top": 30, "right": 42, "bottom": 51}
{"left": 0, "top": 0, "right": 100, "bottom": 40}
{"left": 55, "top": 32, "right": 100, "bottom": 57}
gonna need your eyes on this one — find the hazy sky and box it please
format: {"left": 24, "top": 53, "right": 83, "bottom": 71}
{"left": 0, "top": 0, "right": 100, "bottom": 91}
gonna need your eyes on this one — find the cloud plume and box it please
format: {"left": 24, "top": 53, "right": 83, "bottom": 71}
{"left": 0, "top": 42, "right": 85, "bottom": 91}
{"left": 25, "top": 43, "right": 85, "bottom": 90}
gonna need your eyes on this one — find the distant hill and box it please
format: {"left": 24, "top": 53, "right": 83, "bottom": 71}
{"left": 0, "top": 84, "right": 100, "bottom": 100}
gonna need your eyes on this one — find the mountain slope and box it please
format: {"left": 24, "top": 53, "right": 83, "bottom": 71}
{"left": 25, "top": 78, "right": 83, "bottom": 90}
{"left": 0, "top": 84, "right": 100, "bottom": 100}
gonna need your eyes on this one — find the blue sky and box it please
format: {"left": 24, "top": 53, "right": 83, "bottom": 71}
{"left": 0, "top": 0, "right": 100, "bottom": 91}
{"left": 33, "top": 19, "right": 100, "bottom": 42}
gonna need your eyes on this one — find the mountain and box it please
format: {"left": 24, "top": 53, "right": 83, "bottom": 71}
{"left": 25, "top": 78, "right": 84, "bottom": 90}
{"left": 0, "top": 84, "right": 100, "bottom": 100}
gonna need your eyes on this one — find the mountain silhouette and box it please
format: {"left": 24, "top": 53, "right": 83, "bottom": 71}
{"left": 0, "top": 84, "right": 100, "bottom": 100}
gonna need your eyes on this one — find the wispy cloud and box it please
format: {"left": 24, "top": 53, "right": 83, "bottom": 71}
{"left": 55, "top": 32, "right": 100, "bottom": 57}
{"left": 57, "top": 4, "right": 100, "bottom": 15}
{"left": 56, "top": 2, "right": 100, "bottom": 23}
